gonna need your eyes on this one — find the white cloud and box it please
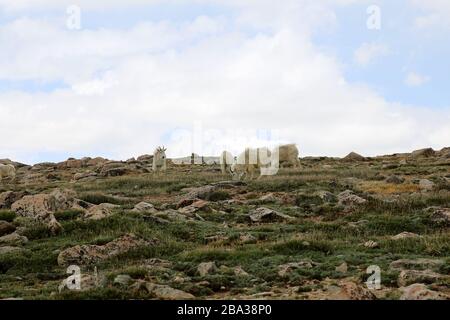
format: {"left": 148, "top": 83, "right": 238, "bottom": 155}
{"left": 405, "top": 72, "right": 430, "bottom": 86}
{"left": 411, "top": 0, "right": 450, "bottom": 29}
{"left": 0, "top": 1, "right": 448, "bottom": 164}
{"left": 354, "top": 42, "right": 390, "bottom": 67}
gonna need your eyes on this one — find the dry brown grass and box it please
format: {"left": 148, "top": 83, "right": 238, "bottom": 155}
{"left": 359, "top": 181, "right": 421, "bottom": 194}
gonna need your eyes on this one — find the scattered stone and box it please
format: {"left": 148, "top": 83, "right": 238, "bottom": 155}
{"left": 0, "top": 246, "right": 23, "bottom": 255}
{"left": 73, "top": 171, "right": 97, "bottom": 182}
{"left": 258, "top": 193, "right": 278, "bottom": 203}
{"left": 248, "top": 207, "right": 293, "bottom": 223}
{"left": 238, "top": 233, "right": 257, "bottom": 244}
{"left": 343, "top": 152, "right": 366, "bottom": 162}
{"left": 197, "top": 262, "right": 218, "bottom": 277}
{"left": 429, "top": 207, "right": 450, "bottom": 226}
{"left": 391, "top": 232, "right": 421, "bottom": 240}
{"left": 315, "top": 191, "right": 336, "bottom": 203}
{"left": 84, "top": 203, "right": 117, "bottom": 220}
{"left": 114, "top": 274, "right": 133, "bottom": 287}
{"left": 182, "top": 185, "right": 218, "bottom": 201}
{"left": 398, "top": 269, "right": 445, "bottom": 287}
{"left": 178, "top": 200, "right": 211, "bottom": 215}
{"left": 59, "top": 274, "right": 105, "bottom": 293}
{"left": 389, "top": 258, "right": 445, "bottom": 271}
{"left": 132, "top": 202, "right": 157, "bottom": 213}
{"left": 98, "top": 162, "right": 131, "bottom": 177}
{"left": 0, "top": 221, "right": 16, "bottom": 237}
{"left": 142, "top": 282, "right": 195, "bottom": 300}
{"left": 363, "top": 240, "right": 379, "bottom": 249}
{"left": 335, "top": 262, "right": 348, "bottom": 273}
{"left": 143, "top": 258, "right": 173, "bottom": 269}
{"left": 57, "top": 234, "right": 157, "bottom": 266}
{"left": 0, "top": 191, "right": 26, "bottom": 209}
{"left": 323, "top": 281, "right": 376, "bottom": 300}
{"left": 137, "top": 154, "right": 153, "bottom": 162}
{"left": 399, "top": 284, "right": 448, "bottom": 300}
{"left": 0, "top": 232, "right": 28, "bottom": 246}
{"left": 234, "top": 266, "right": 249, "bottom": 277}
{"left": 10, "top": 189, "right": 74, "bottom": 233}
{"left": 337, "top": 190, "right": 367, "bottom": 207}
{"left": 176, "top": 198, "right": 196, "bottom": 209}
{"left": 410, "top": 148, "right": 435, "bottom": 159}
{"left": 386, "top": 175, "right": 405, "bottom": 184}
{"left": 419, "top": 179, "right": 435, "bottom": 191}
{"left": 278, "top": 260, "right": 315, "bottom": 277}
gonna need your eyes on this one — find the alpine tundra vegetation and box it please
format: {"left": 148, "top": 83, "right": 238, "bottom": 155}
{"left": 0, "top": 146, "right": 449, "bottom": 300}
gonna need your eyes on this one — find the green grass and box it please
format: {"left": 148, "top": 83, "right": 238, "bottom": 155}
{"left": 1, "top": 158, "right": 449, "bottom": 299}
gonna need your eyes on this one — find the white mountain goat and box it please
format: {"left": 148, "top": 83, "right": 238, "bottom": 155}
{"left": 230, "top": 147, "right": 273, "bottom": 180}
{"left": 220, "top": 151, "right": 234, "bottom": 174}
{"left": 152, "top": 146, "right": 167, "bottom": 172}
{"left": 0, "top": 164, "right": 16, "bottom": 182}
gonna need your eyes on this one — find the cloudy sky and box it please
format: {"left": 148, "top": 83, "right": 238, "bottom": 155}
{"left": 0, "top": 0, "right": 449, "bottom": 164}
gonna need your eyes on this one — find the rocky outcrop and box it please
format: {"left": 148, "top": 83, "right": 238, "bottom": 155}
{"left": 248, "top": 207, "right": 293, "bottom": 223}
{"left": 399, "top": 284, "right": 448, "bottom": 300}
{"left": 337, "top": 190, "right": 367, "bottom": 207}
{"left": 410, "top": 148, "right": 435, "bottom": 159}
{"left": 197, "top": 261, "right": 218, "bottom": 277}
{"left": 0, "top": 191, "right": 27, "bottom": 209}
{"left": 131, "top": 280, "right": 195, "bottom": 300}
{"left": 0, "top": 232, "right": 28, "bottom": 246}
{"left": 389, "top": 258, "right": 445, "bottom": 271}
{"left": 343, "top": 152, "right": 366, "bottom": 161}
{"left": 72, "top": 171, "right": 98, "bottom": 182}
{"left": 132, "top": 202, "right": 157, "bottom": 213}
{"left": 278, "top": 260, "right": 316, "bottom": 277}
{"left": 391, "top": 232, "right": 421, "bottom": 240}
{"left": 57, "top": 234, "right": 158, "bottom": 266}
{"left": 398, "top": 269, "right": 445, "bottom": 287}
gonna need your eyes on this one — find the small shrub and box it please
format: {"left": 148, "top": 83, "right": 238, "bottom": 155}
{"left": 205, "top": 191, "right": 231, "bottom": 202}
{"left": 0, "top": 210, "right": 16, "bottom": 222}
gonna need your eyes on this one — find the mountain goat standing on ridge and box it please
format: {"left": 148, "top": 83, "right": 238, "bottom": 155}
{"left": 152, "top": 146, "right": 167, "bottom": 172}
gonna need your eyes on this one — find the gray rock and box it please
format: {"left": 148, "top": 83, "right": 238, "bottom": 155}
{"left": 398, "top": 269, "right": 445, "bottom": 287}
{"left": 57, "top": 234, "right": 157, "bottom": 266}
{"left": 391, "top": 232, "right": 421, "bottom": 240}
{"left": 132, "top": 202, "right": 157, "bottom": 213}
{"left": 316, "top": 191, "right": 337, "bottom": 203}
{"left": 0, "top": 232, "right": 28, "bottom": 246}
{"left": 335, "top": 262, "right": 348, "bottom": 273}
{"left": 143, "top": 282, "right": 195, "bottom": 300}
{"left": 114, "top": 274, "right": 133, "bottom": 287}
{"left": 343, "top": 152, "right": 366, "bottom": 161}
{"left": 400, "top": 284, "right": 448, "bottom": 300}
{"left": 419, "top": 179, "right": 434, "bottom": 191}
{"left": 337, "top": 190, "right": 367, "bottom": 207}
{"left": 278, "top": 260, "right": 316, "bottom": 277}
{"left": 390, "top": 258, "right": 445, "bottom": 271}
{"left": 386, "top": 175, "right": 405, "bottom": 184}
{"left": 198, "top": 261, "right": 218, "bottom": 277}
{"left": 410, "top": 148, "right": 435, "bottom": 159}
{"left": 249, "top": 207, "right": 294, "bottom": 223}
{"left": 0, "top": 191, "right": 26, "bottom": 209}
